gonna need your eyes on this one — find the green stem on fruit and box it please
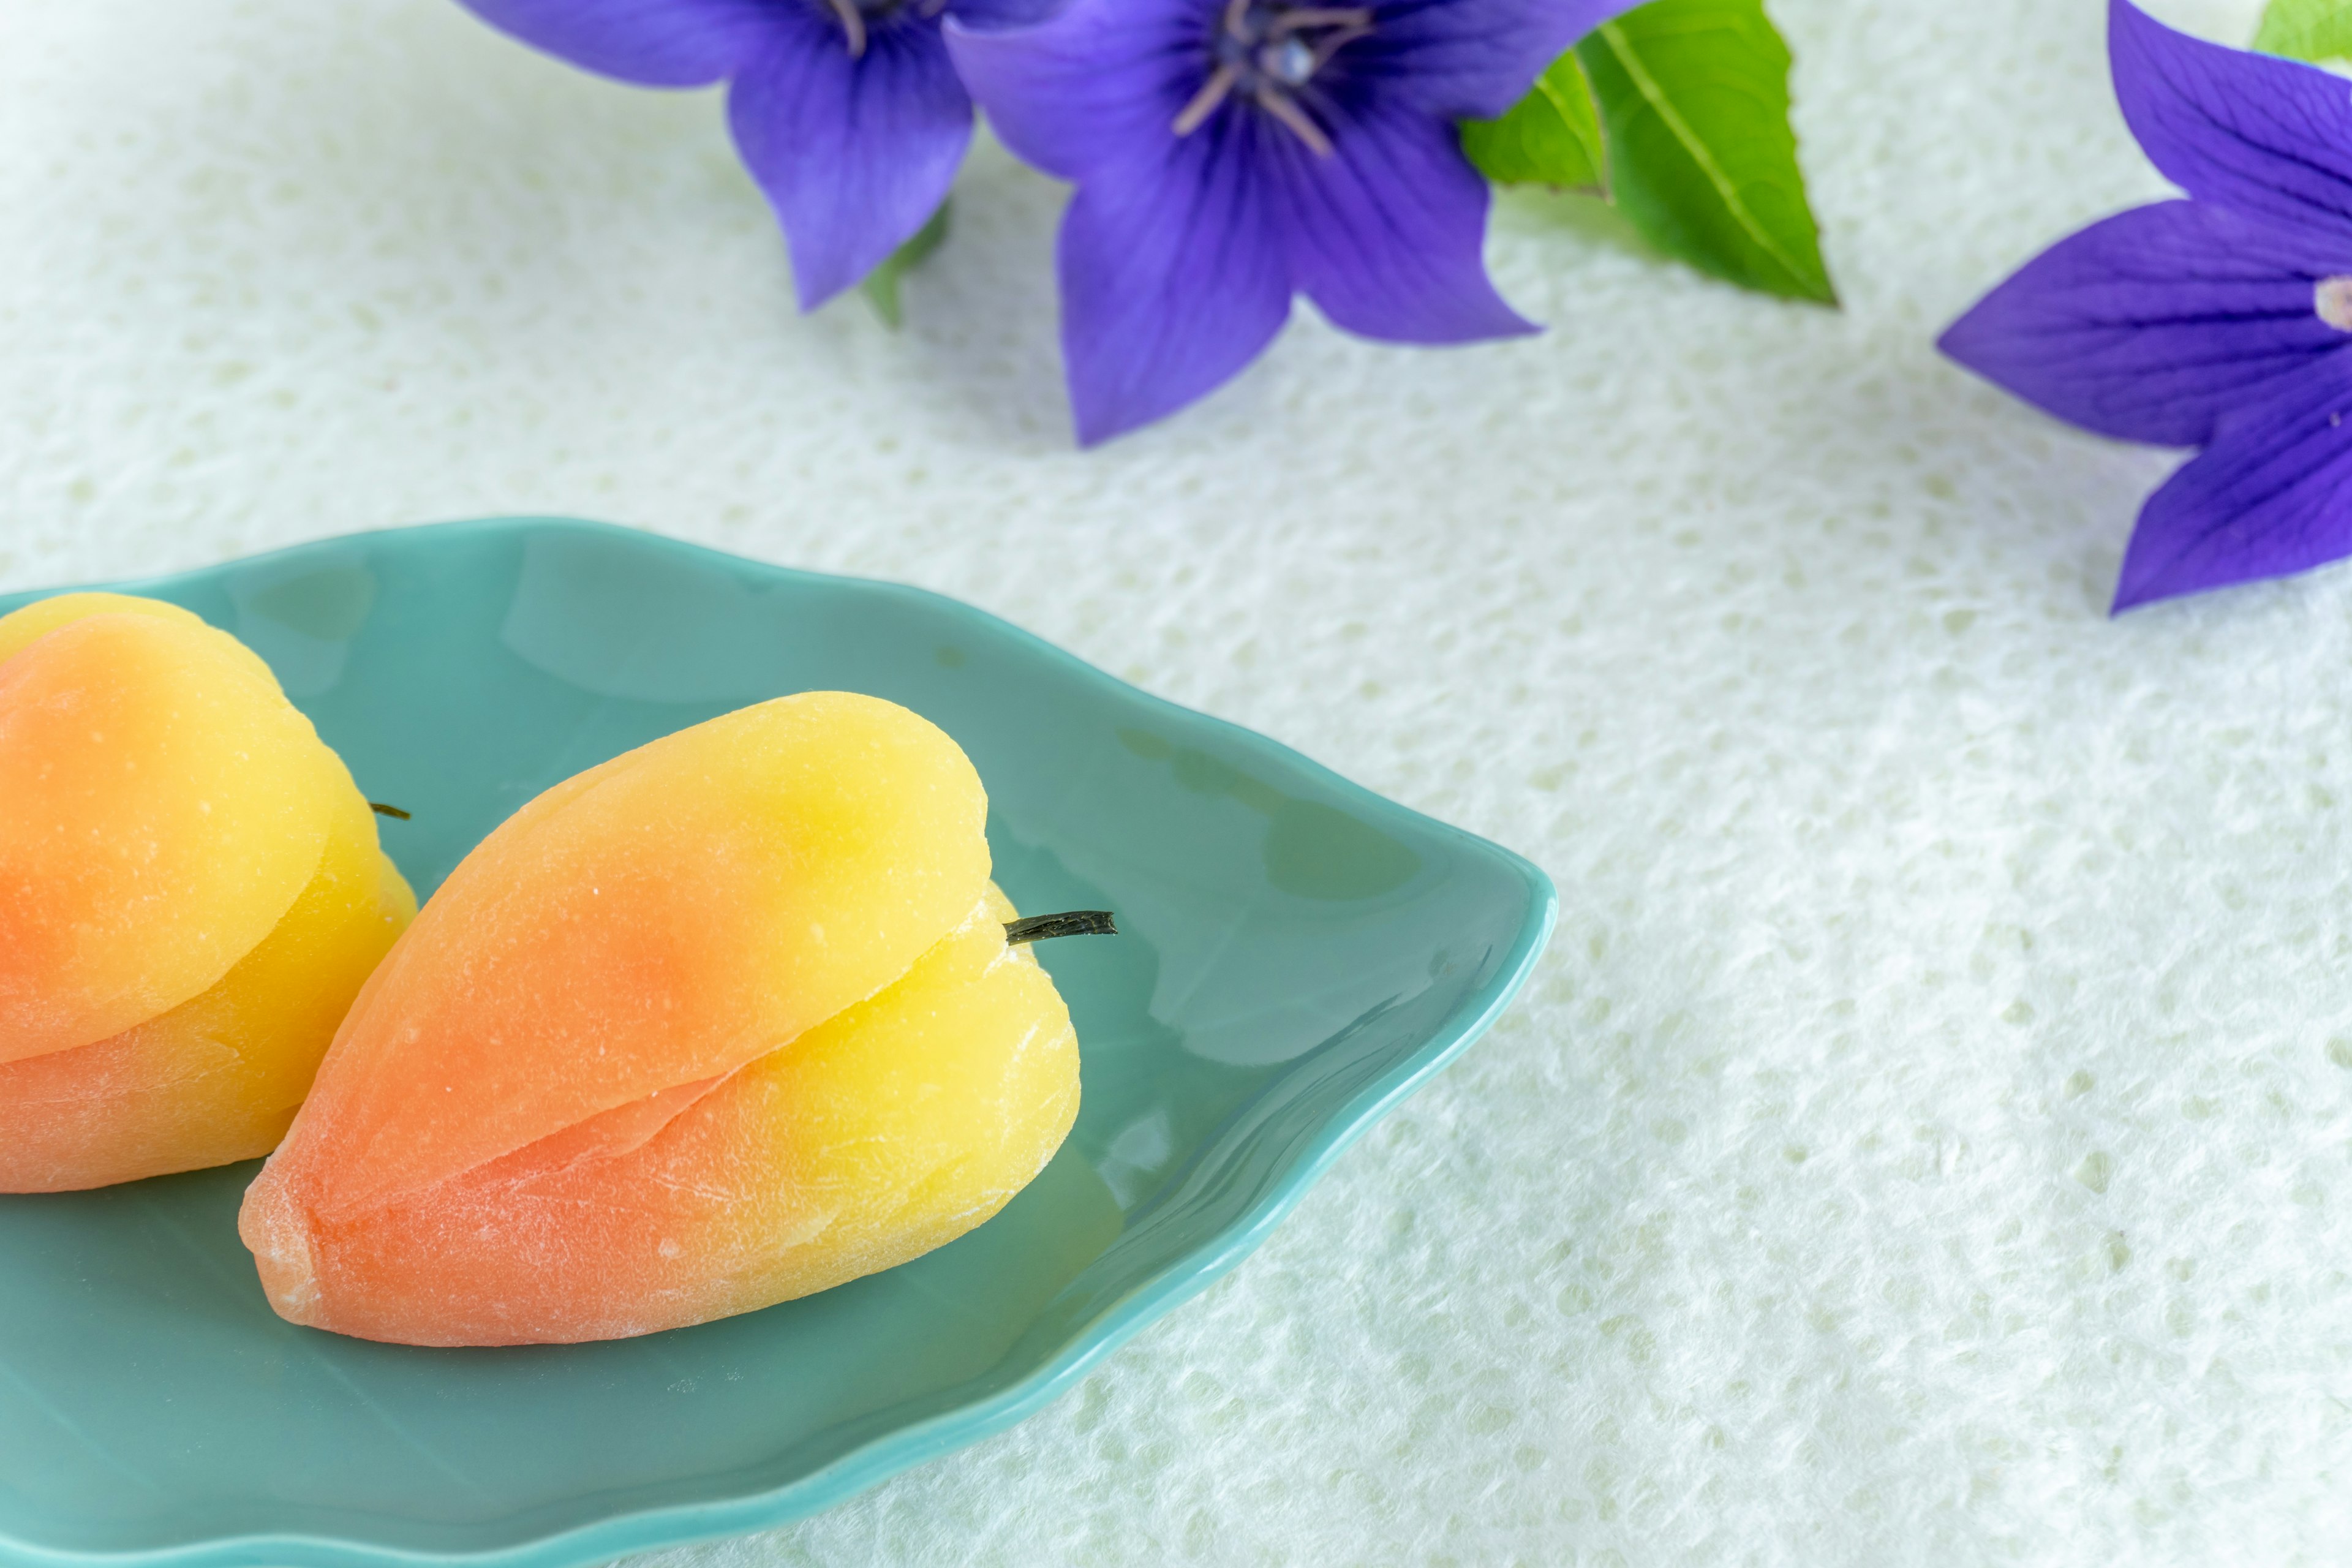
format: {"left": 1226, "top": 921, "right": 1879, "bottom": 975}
{"left": 369, "top": 802, "right": 412, "bottom": 820}
{"left": 1004, "top": 910, "right": 1118, "bottom": 944}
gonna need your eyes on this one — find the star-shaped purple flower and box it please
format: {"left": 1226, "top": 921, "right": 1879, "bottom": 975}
{"left": 1942, "top": 1, "right": 2352, "bottom": 611}
{"left": 458, "top": 0, "right": 1043, "bottom": 309}
{"left": 948, "top": 0, "right": 1640, "bottom": 445}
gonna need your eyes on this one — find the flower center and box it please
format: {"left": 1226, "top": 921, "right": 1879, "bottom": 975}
{"left": 2319, "top": 276, "right": 2352, "bottom": 334}
{"left": 1172, "top": 0, "right": 1375, "bottom": 157}
{"left": 820, "top": 0, "right": 947, "bottom": 59}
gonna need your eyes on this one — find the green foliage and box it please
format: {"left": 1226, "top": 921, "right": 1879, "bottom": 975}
{"left": 1472, "top": 0, "right": 1835, "bottom": 306}
{"left": 861, "top": 202, "right": 951, "bottom": 329}
{"left": 1463, "top": 53, "right": 1608, "bottom": 194}
{"left": 1578, "top": 0, "right": 1834, "bottom": 303}
{"left": 2254, "top": 0, "right": 2352, "bottom": 64}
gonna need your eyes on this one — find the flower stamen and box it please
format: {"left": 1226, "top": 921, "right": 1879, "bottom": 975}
{"left": 1261, "top": 36, "right": 1316, "bottom": 86}
{"left": 1264, "top": 7, "right": 1372, "bottom": 37}
{"left": 1171, "top": 1, "right": 1373, "bottom": 156}
{"left": 1174, "top": 62, "right": 1243, "bottom": 136}
{"left": 1255, "top": 83, "right": 1334, "bottom": 156}
{"left": 826, "top": 0, "right": 869, "bottom": 58}
{"left": 2318, "top": 276, "right": 2352, "bottom": 333}
{"left": 1306, "top": 17, "right": 1372, "bottom": 71}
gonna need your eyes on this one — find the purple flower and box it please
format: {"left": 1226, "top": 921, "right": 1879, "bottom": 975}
{"left": 458, "top": 0, "right": 1044, "bottom": 309}
{"left": 1942, "top": 1, "right": 2352, "bottom": 611}
{"left": 948, "top": 0, "right": 1640, "bottom": 444}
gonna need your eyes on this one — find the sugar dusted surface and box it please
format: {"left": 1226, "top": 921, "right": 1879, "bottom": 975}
{"left": 6, "top": 0, "right": 2351, "bottom": 1560}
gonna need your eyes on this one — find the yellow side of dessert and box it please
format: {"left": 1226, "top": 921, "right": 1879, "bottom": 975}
{"left": 0, "top": 594, "right": 415, "bottom": 1191}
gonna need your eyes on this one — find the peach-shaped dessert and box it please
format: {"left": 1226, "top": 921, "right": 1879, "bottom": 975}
{"left": 0, "top": 594, "right": 417, "bottom": 1191}
{"left": 239, "top": 692, "right": 1087, "bottom": 1346}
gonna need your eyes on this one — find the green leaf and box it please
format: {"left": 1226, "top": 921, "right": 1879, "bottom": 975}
{"left": 2254, "top": 0, "right": 2352, "bottom": 64}
{"left": 1575, "top": 0, "right": 1836, "bottom": 304}
{"left": 1463, "top": 53, "right": 1608, "bottom": 194}
{"left": 860, "top": 201, "right": 951, "bottom": 329}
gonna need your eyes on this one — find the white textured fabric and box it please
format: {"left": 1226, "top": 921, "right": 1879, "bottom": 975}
{"left": 7, "top": 0, "right": 2351, "bottom": 1560}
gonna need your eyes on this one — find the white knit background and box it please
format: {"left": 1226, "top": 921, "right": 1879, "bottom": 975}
{"left": 7, "top": 0, "right": 2351, "bottom": 1561}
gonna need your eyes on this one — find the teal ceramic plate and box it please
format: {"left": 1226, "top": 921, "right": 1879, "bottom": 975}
{"left": 0, "top": 520, "right": 1554, "bottom": 1568}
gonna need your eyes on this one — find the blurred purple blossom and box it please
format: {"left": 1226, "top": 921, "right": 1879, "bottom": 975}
{"left": 458, "top": 0, "right": 1044, "bottom": 309}
{"left": 1942, "top": 1, "right": 2352, "bottom": 611}
{"left": 949, "top": 0, "right": 1640, "bottom": 444}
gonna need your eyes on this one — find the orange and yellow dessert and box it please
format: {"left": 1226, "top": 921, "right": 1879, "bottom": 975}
{"left": 240, "top": 692, "right": 1082, "bottom": 1346}
{"left": 0, "top": 594, "right": 415, "bottom": 1191}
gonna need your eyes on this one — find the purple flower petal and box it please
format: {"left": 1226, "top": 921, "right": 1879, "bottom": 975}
{"left": 727, "top": 13, "right": 975, "bottom": 310}
{"left": 1275, "top": 107, "right": 1532, "bottom": 342}
{"left": 944, "top": 0, "right": 1199, "bottom": 183}
{"left": 948, "top": 0, "right": 1067, "bottom": 26}
{"left": 1057, "top": 120, "right": 1292, "bottom": 445}
{"left": 2115, "top": 357, "right": 2352, "bottom": 609}
{"left": 2111, "top": 0, "right": 2352, "bottom": 241}
{"left": 454, "top": 0, "right": 772, "bottom": 87}
{"left": 1940, "top": 200, "right": 2352, "bottom": 448}
{"left": 1359, "top": 0, "right": 1644, "bottom": 120}
{"left": 958, "top": 0, "right": 1588, "bottom": 441}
